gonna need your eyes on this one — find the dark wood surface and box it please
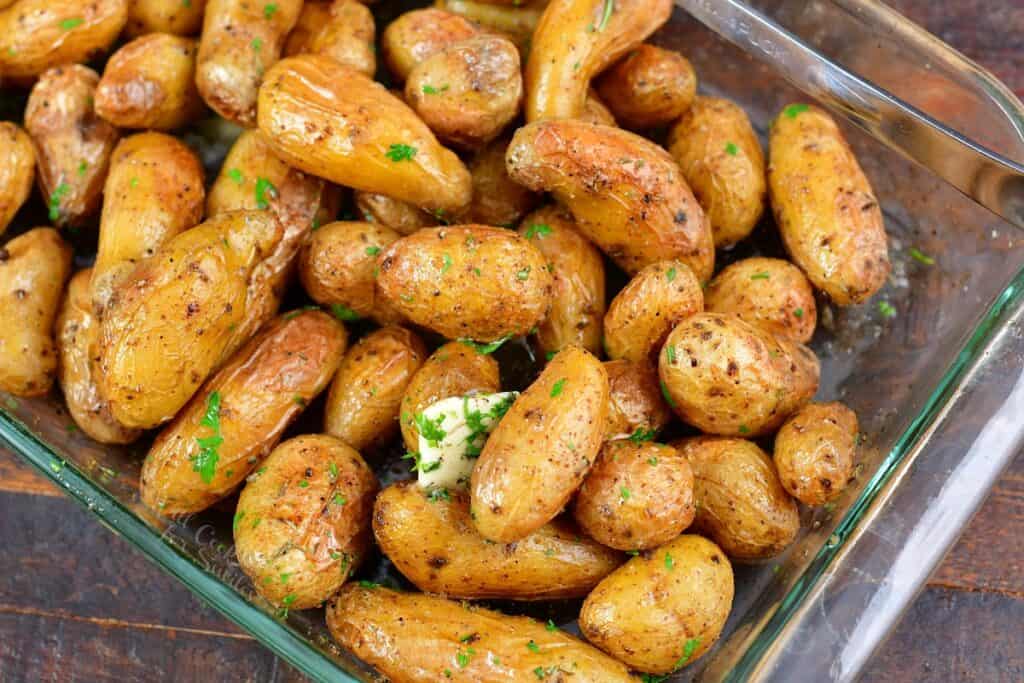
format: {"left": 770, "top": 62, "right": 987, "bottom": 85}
{"left": 2, "top": 2, "right": 1024, "bottom": 682}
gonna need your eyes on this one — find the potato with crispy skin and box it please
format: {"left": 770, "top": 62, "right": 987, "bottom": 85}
{"left": 596, "top": 44, "right": 697, "bottom": 130}
{"left": 354, "top": 191, "right": 437, "bottom": 235}
{"left": 774, "top": 401, "right": 858, "bottom": 506}
{"left": 581, "top": 90, "right": 618, "bottom": 126}
{"left": 381, "top": 8, "right": 480, "bottom": 82}
{"left": 0, "top": 123, "right": 35, "bottom": 236}
{"left": 604, "top": 359, "right": 672, "bottom": 441}
{"left": 125, "top": 0, "right": 207, "bottom": 37}
{"left": 284, "top": 0, "right": 376, "bottom": 77}
{"left": 436, "top": 0, "right": 547, "bottom": 51}
{"left": 464, "top": 137, "right": 539, "bottom": 227}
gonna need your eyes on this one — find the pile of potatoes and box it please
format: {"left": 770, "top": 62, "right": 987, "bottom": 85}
{"left": 0, "top": 0, "right": 889, "bottom": 678}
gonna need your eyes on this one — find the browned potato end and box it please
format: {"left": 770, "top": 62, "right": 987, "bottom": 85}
{"left": 0, "top": 123, "right": 35, "bottom": 236}
{"left": 604, "top": 359, "right": 672, "bottom": 441}
{"left": 286, "top": 0, "right": 377, "bottom": 77}
{"left": 595, "top": 44, "right": 697, "bottom": 130}
{"left": 774, "top": 401, "right": 858, "bottom": 505}
{"left": 381, "top": 8, "right": 480, "bottom": 83}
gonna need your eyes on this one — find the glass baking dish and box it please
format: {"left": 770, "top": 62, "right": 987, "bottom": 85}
{"left": 3, "top": 1, "right": 1024, "bottom": 681}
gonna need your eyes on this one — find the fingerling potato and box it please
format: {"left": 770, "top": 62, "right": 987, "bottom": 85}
{"left": 604, "top": 359, "right": 672, "bottom": 441}
{"left": 595, "top": 44, "right": 697, "bottom": 130}
{"left": 355, "top": 191, "right": 436, "bottom": 235}
{"left": 773, "top": 401, "right": 858, "bottom": 506}
{"left": 284, "top": 0, "right": 376, "bottom": 77}
{"left": 381, "top": 8, "right": 480, "bottom": 82}
{"left": 464, "top": 137, "right": 539, "bottom": 227}
{"left": 580, "top": 89, "right": 618, "bottom": 126}
{"left": 125, "top": 0, "right": 207, "bottom": 37}
{"left": 140, "top": 309, "right": 347, "bottom": 515}
{"left": 436, "top": 0, "right": 547, "bottom": 51}
{"left": 0, "top": 123, "right": 35, "bottom": 236}
{"left": 235, "top": 434, "right": 377, "bottom": 609}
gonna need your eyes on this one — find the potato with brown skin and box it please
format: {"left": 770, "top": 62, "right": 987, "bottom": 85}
{"left": 196, "top": 0, "right": 302, "bottom": 126}
{"left": 525, "top": 0, "right": 671, "bottom": 122}
{"left": 324, "top": 326, "right": 427, "bottom": 452}
{"left": 95, "top": 34, "right": 204, "bottom": 130}
{"left": 328, "top": 586, "right": 636, "bottom": 682}
{"left": 381, "top": 8, "right": 480, "bottom": 83}
{"left": 507, "top": 119, "right": 714, "bottom": 280}
{"left": 704, "top": 257, "right": 817, "bottom": 344}
{"left": 675, "top": 436, "right": 800, "bottom": 560}
{"left": 258, "top": 55, "right": 473, "bottom": 214}
{"left": 604, "top": 260, "right": 703, "bottom": 364}
{"left": 659, "top": 313, "right": 819, "bottom": 437}
{"left": 595, "top": 44, "right": 697, "bottom": 130}
{"left": 471, "top": 345, "right": 608, "bottom": 542}
{"left": 97, "top": 212, "right": 283, "bottom": 430}
{"left": 399, "top": 341, "right": 500, "bottom": 452}
{"left": 25, "top": 65, "right": 120, "bottom": 229}
{"left": 56, "top": 270, "right": 142, "bottom": 444}
{"left": 580, "top": 534, "right": 733, "bottom": 673}
{"left": 604, "top": 359, "right": 672, "bottom": 441}
{"left": 436, "top": 0, "right": 548, "bottom": 51}
{"left": 580, "top": 90, "right": 618, "bottom": 126}
{"left": 376, "top": 225, "right": 553, "bottom": 342}
{"left": 464, "top": 137, "right": 539, "bottom": 227}
{"left": 374, "top": 481, "right": 622, "bottom": 600}
{"left": 518, "top": 206, "right": 604, "bottom": 356}
{"left": 769, "top": 103, "right": 890, "bottom": 305}
{"left": 0, "top": 123, "right": 35, "bottom": 236}
{"left": 354, "top": 191, "right": 437, "bottom": 235}
{"left": 140, "top": 310, "right": 347, "bottom": 515}
{"left": 773, "top": 402, "right": 858, "bottom": 506}
{"left": 284, "top": 0, "right": 376, "bottom": 77}
{"left": 235, "top": 434, "right": 377, "bottom": 609}
{"left": 125, "top": 0, "right": 207, "bottom": 37}
{"left": 574, "top": 440, "right": 695, "bottom": 551}
{"left": 92, "top": 132, "right": 205, "bottom": 317}
{"left": 0, "top": 0, "right": 127, "bottom": 79}
{"left": 0, "top": 228, "right": 71, "bottom": 397}
{"left": 668, "top": 96, "right": 767, "bottom": 247}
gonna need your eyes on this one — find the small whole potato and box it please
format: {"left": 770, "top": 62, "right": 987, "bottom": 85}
{"left": 704, "top": 257, "right": 817, "bottom": 344}
{"left": 518, "top": 206, "right": 605, "bottom": 356}
{"left": 604, "top": 359, "right": 672, "bottom": 441}
{"left": 125, "top": 0, "right": 207, "bottom": 37}
{"left": 595, "top": 44, "right": 697, "bottom": 130}
{"left": 285, "top": 0, "right": 376, "bottom": 77}
{"left": 354, "top": 191, "right": 437, "bottom": 235}
{"left": 659, "top": 313, "right": 819, "bottom": 437}
{"left": 604, "top": 259, "right": 703, "bottom": 364}
{"left": 773, "top": 401, "right": 858, "bottom": 506}
{"left": 324, "top": 326, "right": 427, "bottom": 452}
{"left": 0, "top": 228, "right": 72, "bottom": 397}
{"left": 769, "top": 103, "right": 890, "bottom": 305}
{"left": 677, "top": 436, "right": 800, "bottom": 560}
{"left": 235, "top": 434, "right": 377, "bottom": 609}
{"left": 0, "top": 123, "right": 35, "bottom": 236}
{"left": 580, "top": 534, "right": 734, "bottom": 674}
{"left": 668, "top": 96, "right": 767, "bottom": 247}
{"left": 464, "top": 137, "right": 539, "bottom": 227}
{"left": 574, "top": 440, "right": 695, "bottom": 550}
{"left": 381, "top": 8, "right": 480, "bottom": 82}
{"left": 436, "top": 0, "right": 548, "bottom": 51}
{"left": 471, "top": 345, "right": 609, "bottom": 542}
{"left": 580, "top": 90, "right": 618, "bottom": 126}
{"left": 376, "top": 225, "right": 553, "bottom": 342}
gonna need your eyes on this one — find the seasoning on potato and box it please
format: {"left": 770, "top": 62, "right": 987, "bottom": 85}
{"left": 464, "top": 137, "right": 539, "bottom": 228}
{"left": 595, "top": 44, "right": 697, "bottom": 130}
{"left": 436, "top": 0, "right": 548, "bottom": 52}
{"left": 355, "top": 191, "right": 437, "bottom": 235}
{"left": 285, "top": 0, "right": 376, "bottom": 77}
{"left": 381, "top": 8, "right": 480, "bottom": 83}
{"left": 603, "top": 359, "right": 672, "bottom": 441}
{"left": 125, "top": 0, "right": 207, "bottom": 37}
{"left": 774, "top": 401, "right": 859, "bottom": 506}
{"left": 0, "top": 123, "right": 35, "bottom": 237}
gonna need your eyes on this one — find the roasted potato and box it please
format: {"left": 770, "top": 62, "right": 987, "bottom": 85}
{"left": 581, "top": 89, "right": 618, "bottom": 126}
{"left": 464, "top": 137, "right": 539, "bottom": 227}
{"left": 676, "top": 436, "right": 800, "bottom": 560}
{"left": 381, "top": 8, "right": 480, "bottom": 83}
{"left": 704, "top": 257, "right": 817, "bottom": 344}
{"left": 574, "top": 439, "right": 695, "bottom": 550}
{"left": 235, "top": 434, "right": 377, "bottom": 609}
{"left": 769, "top": 103, "right": 890, "bottom": 305}
{"left": 125, "top": 0, "right": 207, "bottom": 37}
{"left": 580, "top": 534, "right": 734, "bottom": 673}
{"left": 258, "top": 55, "right": 473, "bottom": 214}
{"left": 604, "top": 359, "right": 672, "bottom": 441}
{"left": 595, "top": 44, "right": 697, "bottom": 130}
{"left": 95, "top": 33, "right": 204, "bottom": 130}
{"left": 354, "top": 191, "right": 437, "bottom": 235}
{"left": 324, "top": 326, "right": 427, "bottom": 452}
{"left": 97, "top": 211, "right": 283, "bottom": 430}
{"left": 471, "top": 345, "right": 608, "bottom": 542}
{"left": 436, "top": 0, "right": 547, "bottom": 51}
{"left": 507, "top": 119, "right": 714, "bottom": 280}
{"left": 603, "top": 259, "right": 703, "bottom": 364}
{"left": 0, "top": 123, "right": 35, "bottom": 236}
{"left": 773, "top": 401, "right": 858, "bottom": 506}
{"left": 374, "top": 481, "right": 622, "bottom": 600}
{"left": 140, "top": 309, "right": 347, "bottom": 515}
{"left": 659, "top": 313, "right": 819, "bottom": 437}
{"left": 376, "top": 225, "right": 553, "bottom": 341}
{"left": 284, "top": 0, "right": 376, "bottom": 77}
{"left": 25, "top": 65, "right": 120, "bottom": 228}
{"left": 327, "top": 585, "right": 636, "bottom": 682}
{"left": 0, "top": 228, "right": 72, "bottom": 396}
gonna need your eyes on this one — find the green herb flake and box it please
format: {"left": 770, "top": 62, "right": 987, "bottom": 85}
{"left": 666, "top": 345, "right": 677, "bottom": 364}
{"left": 385, "top": 143, "right": 417, "bottom": 162}
{"left": 251, "top": 37, "right": 263, "bottom": 52}
{"left": 415, "top": 412, "right": 447, "bottom": 447}
{"left": 626, "top": 549, "right": 640, "bottom": 556}
{"left": 628, "top": 427, "right": 656, "bottom": 443}
{"left": 516, "top": 266, "right": 531, "bottom": 281}
{"left": 534, "top": 667, "right": 547, "bottom": 680}
{"left": 192, "top": 391, "right": 223, "bottom": 484}
{"left": 456, "top": 647, "right": 475, "bottom": 667}
{"left": 333, "top": 492, "right": 347, "bottom": 505}
{"left": 254, "top": 177, "right": 278, "bottom": 210}
{"left": 524, "top": 223, "right": 552, "bottom": 239}
{"left": 545, "top": 350, "right": 557, "bottom": 361}
{"left": 666, "top": 267, "right": 677, "bottom": 282}
{"left": 751, "top": 272, "right": 770, "bottom": 280}
{"left": 263, "top": 3, "right": 278, "bottom": 19}
{"left": 674, "top": 637, "right": 702, "bottom": 670}
{"left": 227, "top": 168, "right": 244, "bottom": 184}
{"left": 793, "top": 307, "right": 804, "bottom": 319}
{"left": 597, "top": 0, "right": 614, "bottom": 31}
{"left": 358, "top": 580, "right": 379, "bottom": 589}
{"left": 619, "top": 486, "right": 631, "bottom": 501}
{"left": 783, "top": 103, "right": 810, "bottom": 119}
{"left": 444, "top": 669, "right": 452, "bottom": 678}
{"left": 279, "top": 572, "right": 292, "bottom": 584}
{"left": 130, "top": 176, "right": 139, "bottom": 188}
{"left": 458, "top": 633, "right": 476, "bottom": 643}
{"left": 298, "top": 480, "right": 310, "bottom": 488}
{"left": 427, "top": 487, "right": 451, "bottom": 503}
{"left": 330, "top": 303, "right": 361, "bottom": 321}
{"left": 458, "top": 335, "right": 511, "bottom": 355}
{"left": 647, "top": 456, "right": 659, "bottom": 466}
{"left": 49, "top": 461, "right": 64, "bottom": 473}
{"left": 546, "top": 619, "right": 558, "bottom": 632}
{"left": 365, "top": 245, "right": 381, "bottom": 256}
{"left": 550, "top": 378, "right": 567, "bottom": 397}
{"left": 724, "top": 142, "right": 739, "bottom": 156}
{"left": 327, "top": 461, "right": 339, "bottom": 481}
{"left": 660, "top": 380, "right": 676, "bottom": 408}
{"left": 909, "top": 247, "right": 935, "bottom": 265}
{"left": 59, "top": 17, "right": 84, "bottom": 31}
{"left": 233, "top": 510, "right": 246, "bottom": 531}
{"left": 526, "top": 640, "right": 540, "bottom": 653}
{"left": 281, "top": 593, "right": 296, "bottom": 606}
{"left": 441, "top": 253, "right": 453, "bottom": 273}
{"left": 665, "top": 552, "right": 674, "bottom": 570}
{"left": 738, "top": 424, "right": 750, "bottom": 435}
{"left": 422, "top": 84, "right": 450, "bottom": 95}
{"left": 48, "top": 183, "right": 71, "bottom": 222}
{"left": 878, "top": 301, "right": 897, "bottom": 318}
{"left": 77, "top": 160, "right": 88, "bottom": 176}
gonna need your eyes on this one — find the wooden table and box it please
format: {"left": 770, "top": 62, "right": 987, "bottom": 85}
{"left": 1, "top": 2, "right": 1023, "bottom": 681}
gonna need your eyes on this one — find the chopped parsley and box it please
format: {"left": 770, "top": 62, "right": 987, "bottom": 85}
{"left": 665, "top": 552, "right": 674, "bottom": 570}
{"left": 192, "top": 391, "right": 223, "bottom": 484}
{"left": 415, "top": 412, "right": 447, "bottom": 447}
{"left": 647, "top": 456, "right": 659, "bottom": 466}
{"left": 750, "top": 272, "right": 770, "bottom": 280}
{"left": 674, "top": 637, "right": 701, "bottom": 669}
{"left": 793, "top": 307, "right": 804, "bottom": 319}
{"left": 738, "top": 424, "right": 750, "bottom": 434}
{"left": 878, "top": 301, "right": 896, "bottom": 318}
{"left": 298, "top": 480, "right": 309, "bottom": 488}
{"left": 422, "top": 84, "right": 450, "bottom": 95}
{"left": 77, "top": 160, "right": 88, "bottom": 176}
{"left": 59, "top": 17, "right": 84, "bottom": 31}
{"left": 524, "top": 223, "right": 552, "bottom": 239}
{"left": 660, "top": 380, "right": 676, "bottom": 408}
{"left": 426, "top": 487, "right": 451, "bottom": 503}
{"left": 458, "top": 335, "right": 511, "bottom": 354}
{"left": 365, "top": 246, "right": 381, "bottom": 256}
{"left": 441, "top": 253, "right": 453, "bottom": 273}
{"left": 227, "top": 168, "right": 244, "bottom": 185}
{"left": 545, "top": 350, "right": 557, "bottom": 361}
{"left": 665, "top": 345, "right": 677, "bottom": 363}
{"left": 48, "top": 183, "right": 70, "bottom": 222}
{"left": 333, "top": 492, "right": 347, "bottom": 505}
{"left": 597, "top": 0, "right": 614, "bottom": 31}
{"left": 328, "top": 461, "right": 338, "bottom": 481}
{"left": 455, "top": 647, "right": 475, "bottom": 667}
{"left": 330, "top": 303, "right": 360, "bottom": 321}
{"left": 550, "top": 378, "right": 566, "bottom": 397}
{"left": 909, "top": 247, "right": 934, "bottom": 265}
{"left": 619, "top": 486, "right": 631, "bottom": 501}
{"left": 516, "top": 266, "right": 531, "bottom": 281}
{"left": 254, "top": 177, "right": 277, "bottom": 209}
{"left": 526, "top": 640, "right": 540, "bottom": 653}
{"left": 233, "top": 510, "right": 246, "bottom": 531}
{"left": 263, "top": 3, "right": 278, "bottom": 19}
{"left": 545, "top": 619, "right": 558, "bottom": 632}
{"left": 725, "top": 142, "right": 739, "bottom": 156}
{"left": 666, "top": 266, "right": 677, "bottom": 282}
{"left": 385, "top": 143, "right": 417, "bottom": 162}
{"left": 628, "top": 427, "right": 657, "bottom": 443}
{"left": 357, "top": 580, "right": 379, "bottom": 589}
{"left": 783, "top": 103, "right": 809, "bottom": 119}
{"left": 251, "top": 37, "right": 262, "bottom": 52}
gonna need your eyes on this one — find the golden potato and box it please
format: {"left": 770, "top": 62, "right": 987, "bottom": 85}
{"left": 284, "top": 0, "right": 376, "bottom": 77}
{"left": 604, "top": 359, "right": 672, "bottom": 441}
{"left": 580, "top": 89, "right": 618, "bottom": 126}
{"left": 580, "top": 534, "right": 733, "bottom": 673}
{"left": 381, "top": 8, "right": 480, "bottom": 82}
{"left": 471, "top": 345, "right": 608, "bottom": 542}
{"left": 235, "top": 434, "right": 377, "bottom": 609}
{"left": 595, "top": 44, "right": 696, "bottom": 130}
{"left": 95, "top": 33, "right": 204, "bottom": 130}
{"left": 574, "top": 440, "right": 694, "bottom": 550}
{"left": 517, "top": 206, "right": 604, "bottom": 356}
{"left": 140, "top": 309, "right": 348, "bottom": 515}
{"left": 668, "top": 96, "right": 767, "bottom": 247}
{"left": 0, "top": 0, "right": 126, "bottom": 79}
{"left": 125, "top": 0, "right": 207, "bottom": 37}
{"left": 704, "top": 257, "right": 817, "bottom": 344}
{"left": 327, "top": 585, "right": 635, "bottom": 682}
{"left": 0, "top": 228, "right": 71, "bottom": 396}
{"left": 659, "top": 313, "right": 819, "bottom": 437}
{"left": 376, "top": 225, "right": 553, "bottom": 341}
{"left": 400, "top": 340, "right": 500, "bottom": 452}
{"left": 258, "top": 55, "right": 473, "bottom": 214}
{"left": 97, "top": 211, "right": 283, "bottom": 430}
{"left": 464, "top": 137, "right": 539, "bottom": 227}
{"left": 0, "top": 123, "right": 35, "bottom": 236}
{"left": 354, "top": 191, "right": 437, "bottom": 235}
{"left": 25, "top": 65, "right": 120, "bottom": 229}
{"left": 604, "top": 259, "right": 703, "bottom": 364}
{"left": 773, "top": 401, "right": 858, "bottom": 506}
{"left": 436, "top": 0, "right": 547, "bottom": 51}
{"left": 324, "top": 326, "right": 427, "bottom": 452}
{"left": 92, "top": 132, "right": 205, "bottom": 317}
{"left": 196, "top": 0, "right": 302, "bottom": 126}
{"left": 769, "top": 103, "right": 890, "bottom": 305}
{"left": 525, "top": 0, "right": 671, "bottom": 122}
{"left": 507, "top": 119, "right": 714, "bottom": 280}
